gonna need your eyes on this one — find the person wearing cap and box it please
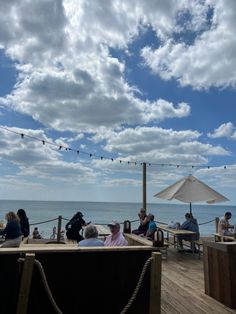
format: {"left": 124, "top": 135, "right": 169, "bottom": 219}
{"left": 104, "top": 221, "right": 128, "bottom": 246}
{"left": 79, "top": 225, "right": 104, "bottom": 247}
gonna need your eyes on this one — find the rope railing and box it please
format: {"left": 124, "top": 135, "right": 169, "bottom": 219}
{"left": 18, "top": 257, "right": 63, "bottom": 314}
{"left": 198, "top": 218, "right": 215, "bottom": 226}
{"left": 29, "top": 218, "right": 58, "bottom": 226}
{"left": 120, "top": 256, "right": 153, "bottom": 314}
{"left": 29, "top": 217, "right": 215, "bottom": 228}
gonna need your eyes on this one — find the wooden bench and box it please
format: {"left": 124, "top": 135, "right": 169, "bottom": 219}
{"left": 213, "top": 233, "right": 235, "bottom": 242}
{"left": 180, "top": 239, "right": 202, "bottom": 258}
{"left": 125, "top": 233, "right": 169, "bottom": 259}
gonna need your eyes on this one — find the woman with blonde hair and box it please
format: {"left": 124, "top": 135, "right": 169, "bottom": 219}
{"left": 0, "top": 211, "right": 22, "bottom": 248}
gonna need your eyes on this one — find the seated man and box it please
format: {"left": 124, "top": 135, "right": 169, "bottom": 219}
{"left": 178, "top": 213, "right": 200, "bottom": 250}
{"left": 146, "top": 214, "right": 157, "bottom": 239}
{"left": 218, "top": 211, "right": 234, "bottom": 236}
{"left": 104, "top": 221, "right": 128, "bottom": 246}
{"left": 79, "top": 225, "right": 104, "bottom": 247}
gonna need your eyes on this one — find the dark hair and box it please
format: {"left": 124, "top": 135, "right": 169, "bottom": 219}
{"left": 225, "top": 211, "right": 232, "bottom": 217}
{"left": 17, "top": 208, "right": 28, "bottom": 220}
{"left": 185, "top": 213, "right": 191, "bottom": 219}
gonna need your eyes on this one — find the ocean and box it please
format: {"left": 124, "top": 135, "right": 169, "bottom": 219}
{"left": 0, "top": 200, "right": 235, "bottom": 238}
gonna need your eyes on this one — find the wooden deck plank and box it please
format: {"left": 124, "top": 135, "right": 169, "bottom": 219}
{"left": 161, "top": 248, "right": 236, "bottom": 314}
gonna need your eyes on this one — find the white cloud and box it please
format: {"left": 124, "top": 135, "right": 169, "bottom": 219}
{"left": 141, "top": 0, "right": 236, "bottom": 89}
{"left": 0, "top": 0, "right": 194, "bottom": 132}
{"left": 0, "top": 126, "right": 96, "bottom": 182}
{"left": 91, "top": 126, "right": 230, "bottom": 170}
{"left": 208, "top": 122, "right": 236, "bottom": 139}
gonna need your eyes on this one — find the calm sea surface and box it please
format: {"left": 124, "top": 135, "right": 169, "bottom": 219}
{"left": 0, "top": 200, "right": 235, "bottom": 237}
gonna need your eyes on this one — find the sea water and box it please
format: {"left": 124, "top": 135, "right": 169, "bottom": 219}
{"left": 0, "top": 200, "right": 235, "bottom": 238}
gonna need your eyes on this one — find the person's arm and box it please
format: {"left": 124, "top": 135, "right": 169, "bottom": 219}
{"left": 140, "top": 216, "right": 149, "bottom": 226}
{"left": 180, "top": 220, "right": 190, "bottom": 230}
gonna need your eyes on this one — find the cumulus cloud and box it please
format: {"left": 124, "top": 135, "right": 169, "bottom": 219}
{"left": 0, "top": 0, "right": 194, "bottom": 132}
{"left": 91, "top": 126, "right": 230, "bottom": 169}
{"left": 0, "top": 126, "right": 96, "bottom": 182}
{"left": 141, "top": 0, "right": 236, "bottom": 89}
{"left": 208, "top": 122, "right": 236, "bottom": 140}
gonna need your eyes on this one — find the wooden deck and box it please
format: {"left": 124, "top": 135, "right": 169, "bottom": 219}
{"left": 161, "top": 247, "right": 236, "bottom": 314}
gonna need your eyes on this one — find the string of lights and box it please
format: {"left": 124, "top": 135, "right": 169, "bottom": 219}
{"left": 0, "top": 125, "right": 230, "bottom": 170}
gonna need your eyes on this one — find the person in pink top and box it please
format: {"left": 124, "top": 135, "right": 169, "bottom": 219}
{"left": 104, "top": 221, "right": 128, "bottom": 246}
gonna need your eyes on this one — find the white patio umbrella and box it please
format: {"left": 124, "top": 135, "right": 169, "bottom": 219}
{"left": 154, "top": 175, "right": 229, "bottom": 214}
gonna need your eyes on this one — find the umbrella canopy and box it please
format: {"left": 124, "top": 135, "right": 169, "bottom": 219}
{"left": 154, "top": 175, "right": 229, "bottom": 213}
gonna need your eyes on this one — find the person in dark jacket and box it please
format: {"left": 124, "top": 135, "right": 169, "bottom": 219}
{"left": 178, "top": 213, "right": 200, "bottom": 250}
{"left": 17, "top": 208, "right": 30, "bottom": 238}
{"left": 0, "top": 212, "right": 22, "bottom": 248}
{"left": 65, "top": 211, "right": 88, "bottom": 242}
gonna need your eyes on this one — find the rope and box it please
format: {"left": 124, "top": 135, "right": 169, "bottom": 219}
{"left": 18, "top": 258, "right": 63, "bottom": 314}
{"left": 199, "top": 219, "right": 215, "bottom": 225}
{"left": 61, "top": 219, "right": 140, "bottom": 225}
{"left": 30, "top": 218, "right": 58, "bottom": 226}
{"left": 120, "top": 256, "right": 153, "bottom": 314}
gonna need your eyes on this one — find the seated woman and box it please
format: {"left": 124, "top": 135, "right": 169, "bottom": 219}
{"left": 0, "top": 212, "right": 22, "bottom": 248}
{"left": 79, "top": 225, "right": 104, "bottom": 247}
{"left": 178, "top": 213, "right": 200, "bottom": 250}
{"left": 17, "top": 208, "right": 30, "bottom": 238}
{"left": 132, "top": 208, "right": 150, "bottom": 235}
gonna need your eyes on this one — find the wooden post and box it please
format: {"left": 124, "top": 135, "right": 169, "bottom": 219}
{"left": 215, "top": 217, "right": 219, "bottom": 233}
{"left": 57, "top": 215, "right": 62, "bottom": 242}
{"left": 149, "top": 252, "right": 162, "bottom": 314}
{"left": 143, "top": 162, "right": 147, "bottom": 210}
{"left": 16, "top": 253, "right": 35, "bottom": 314}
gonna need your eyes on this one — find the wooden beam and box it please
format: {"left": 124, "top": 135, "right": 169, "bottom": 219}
{"left": 16, "top": 253, "right": 35, "bottom": 314}
{"left": 143, "top": 162, "right": 147, "bottom": 210}
{"left": 149, "top": 252, "right": 162, "bottom": 314}
{"left": 57, "top": 215, "right": 62, "bottom": 242}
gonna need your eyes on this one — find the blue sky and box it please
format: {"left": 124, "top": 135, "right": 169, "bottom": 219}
{"left": 0, "top": 0, "right": 236, "bottom": 204}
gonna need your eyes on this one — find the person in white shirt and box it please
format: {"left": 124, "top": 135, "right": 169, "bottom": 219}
{"left": 218, "top": 212, "right": 234, "bottom": 236}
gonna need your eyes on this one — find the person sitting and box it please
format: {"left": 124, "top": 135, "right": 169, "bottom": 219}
{"left": 79, "top": 225, "right": 104, "bottom": 247}
{"left": 65, "top": 211, "right": 88, "bottom": 242}
{"left": 0, "top": 212, "right": 22, "bottom": 248}
{"left": 32, "top": 227, "right": 42, "bottom": 239}
{"left": 17, "top": 208, "right": 30, "bottom": 238}
{"left": 146, "top": 214, "right": 157, "bottom": 239}
{"left": 178, "top": 213, "right": 200, "bottom": 250}
{"left": 132, "top": 208, "right": 150, "bottom": 235}
{"left": 218, "top": 211, "right": 234, "bottom": 236}
{"left": 104, "top": 221, "right": 128, "bottom": 246}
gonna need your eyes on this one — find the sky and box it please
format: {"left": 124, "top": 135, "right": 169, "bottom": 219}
{"left": 0, "top": 0, "right": 236, "bottom": 204}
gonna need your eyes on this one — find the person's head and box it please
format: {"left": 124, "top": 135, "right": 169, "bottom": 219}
{"left": 73, "top": 211, "right": 84, "bottom": 220}
{"left": 148, "top": 214, "right": 154, "bottom": 221}
{"left": 139, "top": 208, "right": 146, "bottom": 217}
{"left": 107, "top": 221, "right": 120, "bottom": 235}
{"left": 225, "top": 211, "right": 232, "bottom": 220}
{"left": 17, "top": 208, "right": 27, "bottom": 220}
{"left": 84, "top": 225, "right": 98, "bottom": 239}
{"left": 5, "top": 211, "right": 19, "bottom": 223}
{"left": 185, "top": 213, "right": 191, "bottom": 220}
{"left": 34, "top": 227, "right": 38, "bottom": 231}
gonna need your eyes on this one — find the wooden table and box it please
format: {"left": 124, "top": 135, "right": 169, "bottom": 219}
{"left": 157, "top": 224, "right": 197, "bottom": 248}
{"left": 94, "top": 224, "right": 110, "bottom": 238}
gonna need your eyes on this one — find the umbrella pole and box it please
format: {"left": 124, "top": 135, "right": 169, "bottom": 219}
{"left": 190, "top": 202, "right": 192, "bottom": 215}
